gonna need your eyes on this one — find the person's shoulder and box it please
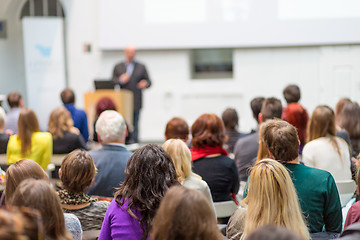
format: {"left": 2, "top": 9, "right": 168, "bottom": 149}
{"left": 291, "top": 163, "right": 333, "bottom": 178}
{"left": 93, "top": 200, "right": 111, "bottom": 209}
{"left": 33, "top": 132, "right": 52, "bottom": 141}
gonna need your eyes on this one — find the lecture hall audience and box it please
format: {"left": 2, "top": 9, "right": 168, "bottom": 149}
{"left": 222, "top": 108, "right": 245, "bottom": 154}
{"left": 191, "top": 113, "right": 239, "bottom": 203}
{"left": 253, "top": 119, "right": 342, "bottom": 233}
{"left": 58, "top": 149, "right": 110, "bottom": 231}
{"left": 87, "top": 110, "right": 132, "bottom": 198}
{"left": 61, "top": 88, "right": 89, "bottom": 142}
{"left": 227, "top": 159, "right": 310, "bottom": 240}
{"left": 99, "top": 144, "right": 178, "bottom": 240}
{"left": 0, "top": 107, "right": 9, "bottom": 153}
{"left": 48, "top": 106, "right": 87, "bottom": 154}
{"left": 302, "top": 105, "right": 352, "bottom": 181}
{"left": 6, "top": 108, "right": 52, "bottom": 169}
{"left": 281, "top": 84, "right": 309, "bottom": 153}
{"left": 162, "top": 139, "right": 215, "bottom": 213}
{"left": 4, "top": 92, "right": 23, "bottom": 134}
{"left": 151, "top": 186, "right": 223, "bottom": 240}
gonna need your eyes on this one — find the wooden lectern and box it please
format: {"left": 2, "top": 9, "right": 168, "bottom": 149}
{"left": 84, "top": 90, "right": 133, "bottom": 138}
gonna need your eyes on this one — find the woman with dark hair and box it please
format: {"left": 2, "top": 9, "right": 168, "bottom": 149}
{"left": 7, "top": 108, "right": 52, "bottom": 169}
{"left": 93, "top": 97, "right": 117, "bottom": 142}
{"left": 151, "top": 186, "right": 223, "bottom": 240}
{"left": 339, "top": 101, "right": 360, "bottom": 157}
{"left": 303, "top": 105, "right": 351, "bottom": 181}
{"left": 222, "top": 108, "right": 244, "bottom": 154}
{"left": 191, "top": 113, "right": 239, "bottom": 202}
{"left": 10, "top": 179, "right": 74, "bottom": 240}
{"left": 164, "top": 117, "right": 189, "bottom": 142}
{"left": 99, "top": 144, "right": 178, "bottom": 240}
{"left": 48, "top": 106, "right": 87, "bottom": 154}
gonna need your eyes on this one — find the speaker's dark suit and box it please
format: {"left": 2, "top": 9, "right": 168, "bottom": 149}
{"left": 112, "top": 61, "right": 151, "bottom": 142}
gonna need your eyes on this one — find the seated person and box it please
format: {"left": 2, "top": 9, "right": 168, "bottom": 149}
{"left": 191, "top": 113, "right": 239, "bottom": 202}
{"left": 48, "top": 107, "right": 87, "bottom": 154}
{"left": 6, "top": 108, "right": 52, "bottom": 170}
{"left": 245, "top": 225, "right": 303, "bottom": 240}
{"left": 99, "top": 144, "right": 178, "bottom": 240}
{"left": 87, "top": 110, "right": 132, "bottom": 198}
{"left": 344, "top": 157, "right": 360, "bottom": 228}
{"left": 303, "top": 105, "right": 351, "bottom": 181}
{"left": 9, "top": 179, "right": 77, "bottom": 240}
{"left": 246, "top": 119, "right": 342, "bottom": 233}
{"left": 281, "top": 84, "right": 309, "bottom": 153}
{"left": 162, "top": 139, "right": 215, "bottom": 213}
{"left": 58, "top": 149, "right": 110, "bottom": 231}
{"left": 4, "top": 91, "right": 23, "bottom": 134}
{"left": 164, "top": 117, "right": 189, "bottom": 142}
{"left": 61, "top": 88, "right": 89, "bottom": 142}
{"left": 222, "top": 108, "right": 245, "bottom": 154}
{"left": 227, "top": 159, "right": 309, "bottom": 240}
{"left": 151, "top": 186, "right": 223, "bottom": 240}
{"left": 0, "top": 107, "right": 9, "bottom": 153}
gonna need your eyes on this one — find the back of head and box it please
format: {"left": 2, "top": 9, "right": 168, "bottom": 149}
{"left": 244, "top": 159, "right": 309, "bottom": 240}
{"left": 261, "top": 120, "right": 299, "bottom": 162}
{"left": 339, "top": 101, "right": 360, "bottom": 139}
{"left": 48, "top": 107, "right": 73, "bottom": 139}
{"left": 0, "top": 207, "right": 44, "bottom": 240}
{"left": 335, "top": 98, "right": 351, "bottom": 122}
{"left": 17, "top": 108, "right": 40, "bottom": 156}
{"left": 191, "top": 113, "right": 226, "bottom": 149}
{"left": 60, "top": 88, "right": 75, "bottom": 105}
{"left": 250, "top": 97, "right": 265, "bottom": 122}
{"left": 164, "top": 117, "right": 189, "bottom": 141}
{"left": 245, "top": 225, "right": 302, "bottom": 240}
{"left": 283, "top": 85, "right": 301, "bottom": 104}
{"left": 307, "top": 105, "right": 336, "bottom": 142}
{"left": 95, "top": 110, "right": 126, "bottom": 143}
{"left": 60, "top": 149, "right": 96, "bottom": 193}
{"left": 115, "top": 144, "right": 178, "bottom": 239}
{"left": 10, "top": 179, "right": 71, "bottom": 240}
{"left": 222, "top": 108, "right": 239, "bottom": 130}
{"left": 7, "top": 92, "right": 22, "bottom": 109}
{"left": 260, "top": 98, "right": 283, "bottom": 122}
{"left": 5, "top": 159, "right": 48, "bottom": 204}
{"left": 162, "top": 139, "right": 193, "bottom": 184}
{"left": 96, "top": 97, "right": 117, "bottom": 116}
{"left": 151, "top": 185, "right": 222, "bottom": 240}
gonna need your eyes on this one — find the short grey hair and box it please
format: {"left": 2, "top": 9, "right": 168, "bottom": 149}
{"left": 95, "top": 110, "right": 126, "bottom": 143}
{"left": 0, "top": 107, "right": 6, "bottom": 127}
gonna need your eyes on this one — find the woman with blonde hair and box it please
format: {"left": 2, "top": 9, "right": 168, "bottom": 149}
{"left": 151, "top": 186, "right": 223, "bottom": 240}
{"left": 7, "top": 108, "right": 52, "bottom": 169}
{"left": 48, "top": 106, "right": 87, "bottom": 154}
{"left": 162, "top": 139, "right": 215, "bottom": 211}
{"left": 227, "top": 159, "right": 310, "bottom": 240}
{"left": 302, "top": 105, "right": 351, "bottom": 181}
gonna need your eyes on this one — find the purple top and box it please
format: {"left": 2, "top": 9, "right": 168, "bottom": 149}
{"left": 99, "top": 199, "right": 145, "bottom": 240}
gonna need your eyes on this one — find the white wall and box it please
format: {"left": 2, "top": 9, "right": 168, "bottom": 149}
{"left": 1, "top": 0, "right": 360, "bottom": 142}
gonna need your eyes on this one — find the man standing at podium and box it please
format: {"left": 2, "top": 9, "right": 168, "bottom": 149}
{"left": 112, "top": 45, "right": 151, "bottom": 143}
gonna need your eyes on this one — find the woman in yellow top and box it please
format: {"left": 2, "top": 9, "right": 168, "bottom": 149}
{"left": 7, "top": 108, "right": 52, "bottom": 169}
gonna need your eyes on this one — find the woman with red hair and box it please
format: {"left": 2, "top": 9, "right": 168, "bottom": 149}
{"left": 191, "top": 113, "right": 239, "bottom": 203}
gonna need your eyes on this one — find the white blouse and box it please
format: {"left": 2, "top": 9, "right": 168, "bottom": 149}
{"left": 302, "top": 136, "right": 352, "bottom": 181}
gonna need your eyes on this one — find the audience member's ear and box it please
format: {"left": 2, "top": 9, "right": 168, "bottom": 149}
{"left": 19, "top": 98, "right": 24, "bottom": 108}
{"left": 258, "top": 113, "right": 263, "bottom": 123}
{"left": 58, "top": 168, "right": 62, "bottom": 179}
{"left": 298, "top": 138, "right": 301, "bottom": 146}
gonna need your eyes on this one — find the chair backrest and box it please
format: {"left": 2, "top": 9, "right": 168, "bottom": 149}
{"left": 213, "top": 201, "right": 238, "bottom": 218}
{"left": 335, "top": 180, "right": 357, "bottom": 207}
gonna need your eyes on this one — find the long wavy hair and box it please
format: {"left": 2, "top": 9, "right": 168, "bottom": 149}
{"left": 162, "top": 139, "right": 201, "bottom": 184}
{"left": 114, "top": 144, "right": 179, "bottom": 240}
{"left": 48, "top": 107, "right": 74, "bottom": 139}
{"left": 17, "top": 108, "right": 40, "bottom": 156}
{"left": 10, "top": 179, "right": 72, "bottom": 240}
{"left": 151, "top": 186, "right": 223, "bottom": 240}
{"left": 242, "top": 159, "right": 310, "bottom": 240}
{"left": 307, "top": 105, "right": 342, "bottom": 158}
